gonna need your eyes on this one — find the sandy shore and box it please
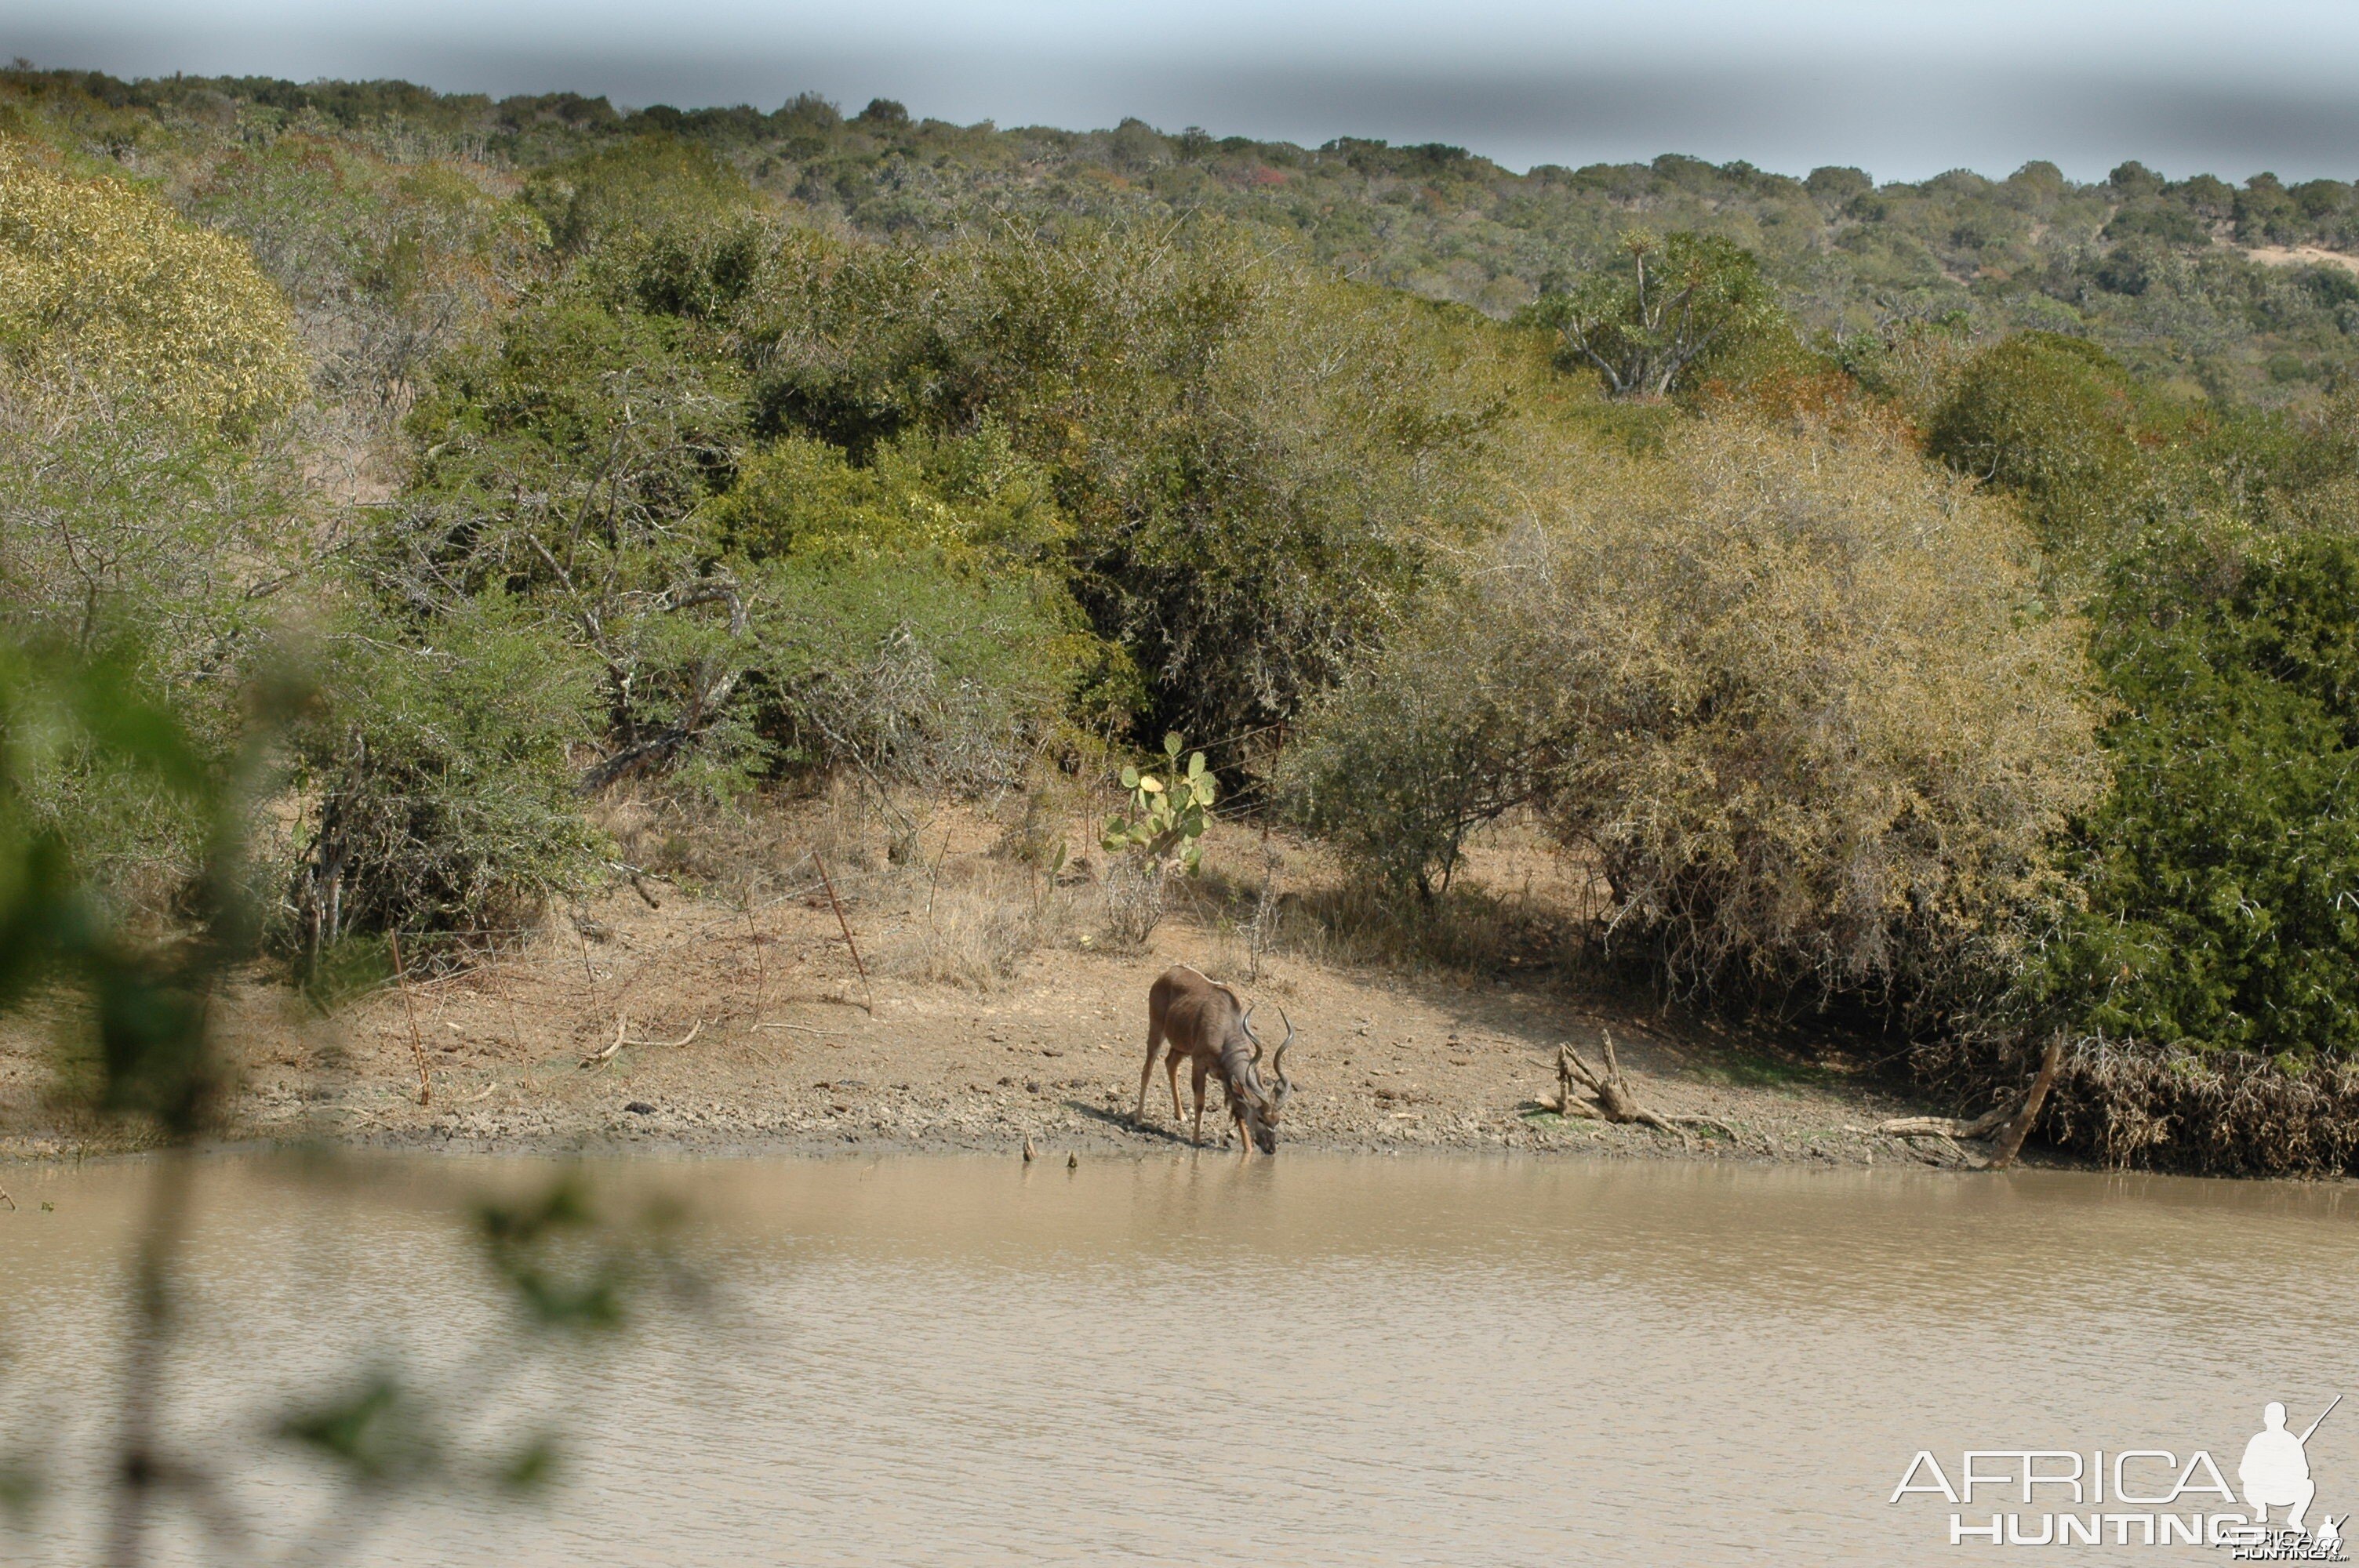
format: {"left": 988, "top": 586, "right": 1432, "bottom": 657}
{"left": 0, "top": 875, "right": 1990, "bottom": 1171}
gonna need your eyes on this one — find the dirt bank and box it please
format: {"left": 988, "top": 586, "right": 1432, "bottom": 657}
{"left": 0, "top": 804, "right": 2000, "bottom": 1171}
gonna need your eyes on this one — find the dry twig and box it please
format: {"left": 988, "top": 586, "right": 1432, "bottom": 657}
{"left": 388, "top": 931, "right": 432, "bottom": 1107}
{"left": 580, "top": 1014, "right": 628, "bottom": 1069}
{"left": 580, "top": 1014, "right": 703, "bottom": 1068}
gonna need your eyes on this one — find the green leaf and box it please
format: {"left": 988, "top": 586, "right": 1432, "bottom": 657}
{"left": 1138, "top": 775, "right": 1163, "bottom": 794}
{"left": 500, "top": 1435, "right": 561, "bottom": 1492}
{"left": 1164, "top": 732, "right": 1183, "bottom": 757}
{"left": 1187, "top": 752, "right": 1206, "bottom": 779}
{"left": 1119, "top": 764, "right": 1140, "bottom": 789}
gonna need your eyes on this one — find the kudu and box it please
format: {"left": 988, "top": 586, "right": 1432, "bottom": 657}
{"left": 1136, "top": 964, "right": 1294, "bottom": 1154}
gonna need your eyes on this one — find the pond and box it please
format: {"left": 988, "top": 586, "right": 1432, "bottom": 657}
{"left": 2, "top": 1152, "right": 2353, "bottom": 1565}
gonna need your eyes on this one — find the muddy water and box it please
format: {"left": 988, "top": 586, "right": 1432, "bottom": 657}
{"left": 2, "top": 1153, "right": 2354, "bottom": 1566}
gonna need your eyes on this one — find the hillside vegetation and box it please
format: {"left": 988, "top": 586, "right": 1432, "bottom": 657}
{"left": 11, "top": 66, "right": 2359, "bottom": 404}
{"left": 9, "top": 67, "right": 2359, "bottom": 1174}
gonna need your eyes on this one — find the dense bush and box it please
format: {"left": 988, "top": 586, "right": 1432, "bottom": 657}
{"left": 289, "top": 592, "right": 602, "bottom": 951}
{"left": 2039, "top": 523, "right": 2359, "bottom": 1058}
{"left": 733, "top": 222, "right": 1520, "bottom": 742}
{"left": 186, "top": 136, "right": 544, "bottom": 422}
{"left": 1925, "top": 332, "right": 2154, "bottom": 553}
{"left": 0, "top": 141, "right": 306, "bottom": 433}
{"left": 711, "top": 427, "right": 1097, "bottom": 782}
{"left": 1289, "top": 415, "right": 2104, "bottom": 1018}
{"left": 524, "top": 136, "right": 753, "bottom": 254}
{"left": 311, "top": 261, "right": 1098, "bottom": 936}
{"left": 0, "top": 143, "right": 311, "bottom": 907}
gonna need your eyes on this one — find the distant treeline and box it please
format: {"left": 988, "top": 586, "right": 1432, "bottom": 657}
{"left": 9, "top": 65, "right": 2359, "bottom": 403}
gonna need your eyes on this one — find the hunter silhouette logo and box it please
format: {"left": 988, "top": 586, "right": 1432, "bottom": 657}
{"left": 2241, "top": 1398, "right": 2335, "bottom": 1531}
{"left": 1887, "top": 1395, "right": 2346, "bottom": 1554}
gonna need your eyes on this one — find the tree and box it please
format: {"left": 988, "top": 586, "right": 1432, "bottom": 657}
{"left": 1925, "top": 332, "right": 2153, "bottom": 554}
{"left": 1530, "top": 230, "right": 1787, "bottom": 401}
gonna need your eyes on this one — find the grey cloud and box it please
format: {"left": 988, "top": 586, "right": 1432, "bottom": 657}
{"left": 10, "top": 20, "right": 2359, "bottom": 183}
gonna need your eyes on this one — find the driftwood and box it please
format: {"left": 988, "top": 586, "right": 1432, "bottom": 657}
{"left": 579, "top": 1014, "right": 703, "bottom": 1068}
{"left": 1536, "top": 1031, "right": 1739, "bottom": 1141}
{"left": 1985, "top": 1033, "right": 2065, "bottom": 1170}
{"left": 1873, "top": 1031, "right": 2066, "bottom": 1171}
{"left": 1848, "top": 1123, "right": 1986, "bottom": 1168}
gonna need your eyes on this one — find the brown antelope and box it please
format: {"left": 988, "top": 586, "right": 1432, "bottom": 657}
{"left": 1136, "top": 964, "right": 1294, "bottom": 1154}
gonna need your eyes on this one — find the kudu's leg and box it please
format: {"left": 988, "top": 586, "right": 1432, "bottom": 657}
{"left": 1166, "top": 1054, "right": 1186, "bottom": 1123}
{"left": 1136, "top": 1014, "right": 1165, "bottom": 1123}
{"left": 1190, "top": 1062, "right": 1210, "bottom": 1148}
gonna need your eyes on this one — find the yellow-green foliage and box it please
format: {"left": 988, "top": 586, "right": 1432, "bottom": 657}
{"left": 707, "top": 424, "right": 1069, "bottom": 566}
{"left": 1292, "top": 413, "right": 2106, "bottom": 1014}
{"left": 0, "top": 140, "right": 305, "bottom": 430}
{"left": 1539, "top": 419, "right": 2104, "bottom": 1007}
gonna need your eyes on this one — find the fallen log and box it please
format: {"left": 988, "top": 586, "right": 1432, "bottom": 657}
{"left": 1874, "top": 1105, "right": 2016, "bottom": 1138}
{"left": 1871, "top": 1030, "right": 2066, "bottom": 1167}
{"left": 1986, "top": 1032, "right": 2065, "bottom": 1171}
{"left": 1540, "top": 1032, "right": 1740, "bottom": 1141}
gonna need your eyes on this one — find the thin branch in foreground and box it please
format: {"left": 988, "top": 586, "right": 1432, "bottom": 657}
{"left": 387, "top": 931, "right": 432, "bottom": 1108}
{"left": 813, "top": 855, "right": 874, "bottom": 1014}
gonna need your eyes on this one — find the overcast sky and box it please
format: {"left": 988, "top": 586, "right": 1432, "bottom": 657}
{"left": 13, "top": 0, "right": 2359, "bottom": 183}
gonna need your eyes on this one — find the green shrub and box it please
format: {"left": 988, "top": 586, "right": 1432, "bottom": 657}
{"left": 2037, "top": 521, "right": 2359, "bottom": 1058}
{"left": 1925, "top": 332, "right": 2154, "bottom": 554}
{"left": 735, "top": 221, "right": 1519, "bottom": 742}
{"left": 390, "top": 294, "right": 749, "bottom": 778}
{"left": 525, "top": 136, "right": 754, "bottom": 254}
{"left": 288, "top": 592, "right": 602, "bottom": 953}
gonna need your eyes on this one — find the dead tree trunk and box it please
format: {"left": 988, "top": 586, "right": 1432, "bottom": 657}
{"left": 1544, "top": 1031, "right": 1738, "bottom": 1140}
{"left": 1875, "top": 1029, "right": 2066, "bottom": 1169}
{"left": 1985, "top": 1032, "right": 2065, "bottom": 1171}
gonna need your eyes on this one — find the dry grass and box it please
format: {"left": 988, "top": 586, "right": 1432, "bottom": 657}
{"left": 593, "top": 772, "right": 1616, "bottom": 1001}
{"left": 877, "top": 859, "right": 1056, "bottom": 992}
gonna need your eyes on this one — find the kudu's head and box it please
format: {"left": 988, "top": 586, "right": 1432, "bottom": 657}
{"left": 1232, "top": 1004, "right": 1296, "bottom": 1154}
